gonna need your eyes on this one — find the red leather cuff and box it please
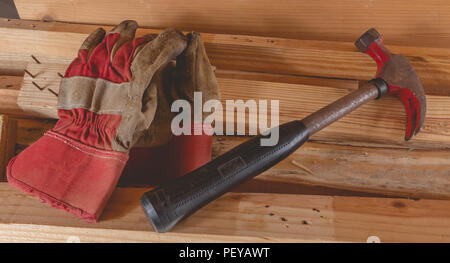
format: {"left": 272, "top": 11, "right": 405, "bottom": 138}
{"left": 7, "top": 131, "right": 128, "bottom": 222}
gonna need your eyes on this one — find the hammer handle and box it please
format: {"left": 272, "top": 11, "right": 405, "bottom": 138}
{"left": 141, "top": 120, "right": 309, "bottom": 233}
{"left": 141, "top": 81, "right": 383, "bottom": 233}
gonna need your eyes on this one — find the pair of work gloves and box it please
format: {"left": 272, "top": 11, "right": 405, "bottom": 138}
{"left": 6, "top": 20, "right": 220, "bottom": 222}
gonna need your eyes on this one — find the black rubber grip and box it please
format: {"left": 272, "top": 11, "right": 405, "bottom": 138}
{"left": 140, "top": 120, "right": 309, "bottom": 233}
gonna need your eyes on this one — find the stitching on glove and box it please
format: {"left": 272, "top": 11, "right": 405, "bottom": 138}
{"left": 57, "top": 105, "right": 124, "bottom": 114}
{"left": 45, "top": 131, "right": 128, "bottom": 163}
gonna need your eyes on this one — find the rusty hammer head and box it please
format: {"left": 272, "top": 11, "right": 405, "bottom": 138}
{"left": 355, "top": 28, "right": 426, "bottom": 140}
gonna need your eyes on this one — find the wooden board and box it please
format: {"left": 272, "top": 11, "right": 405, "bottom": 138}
{"left": 0, "top": 115, "right": 16, "bottom": 181}
{"left": 0, "top": 75, "right": 30, "bottom": 117}
{"left": 12, "top": 0, "right": 450, "bottom": 48}
{"left": 2, "top": 182, "right": 450, "bottom": 242}
{"left": 9, "top": 116, "right": 450, "bottom": 200}
{"left": 214, "top": 137, "right": 450, "bottom": 200}
{"left": 0, "top": 76, "right": 22, "bottom": 89}
{"left": 1, "top": 19, "right": 450, "bottom": 96}
{"left": 17, "top": 62, "right": 450, "bottom": 150}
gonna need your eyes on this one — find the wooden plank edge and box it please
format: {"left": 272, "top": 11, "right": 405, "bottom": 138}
{"left": 1, "top": 19, "right": 450, "bottom": 96}
{"left": 3, "top": 183, "right": 450, "bottom": 242}
{"left": 0, "top": 115, "right": 17, "bottom": 181}
{"left": 0, "top": 224, "right": 310, "bottom": 243}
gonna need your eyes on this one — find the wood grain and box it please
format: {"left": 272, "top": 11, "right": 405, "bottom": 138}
{"left": 17, "top": 62, "right": 450, "bottom": 149}
{"left": 0, "top": 116, "right": 16, "bottom": 181}
{"left": 0, "top": 75, "right": 30, "bottom": 117}
{"left": 12, "top": 0, "right": 450, "bottom": 48}
{"left": 1, "top": 19, "right": 450, "bottom": 96}
{"left": 2, "top": 182, "right": 450, "bottom": 242}
{"left": 0, "top": 76, "right": 22, "bottom": 90}
{"left": 13, "top": 117, "right": 54, "bottom": 147}
{"left": 213, "top": 137, "right": 450, "bottom": 200}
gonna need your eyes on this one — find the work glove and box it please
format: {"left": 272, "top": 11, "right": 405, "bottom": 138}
{"left": 6, "top": 20, "right": 187, "bottom": 222}
{"left": 120, "top": 32, "right": 221, "bottom": 186}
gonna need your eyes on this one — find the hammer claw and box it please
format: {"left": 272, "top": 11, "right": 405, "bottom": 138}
{"left": 404, "top": 96, "right": 418, "bottom": 141}
{"left": 388, "top": 86, "right": 422, "bottom": 140}
{"left": 357, "top": 29, "right": 426, "bottom": 141}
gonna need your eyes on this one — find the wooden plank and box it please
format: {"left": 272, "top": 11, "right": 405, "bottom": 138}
{"left": 0, "top": 56, "right": 27, "bottom": 76}
{"left": 2, "top": 182, "right": 450, "bottom": 242}
{"left": 233, "top": 178, "right": 390, "bottom": 198}
{"left": 17, "top": 63, "right": 63, "bottom": 118}
{"left": 0, "top": 224, "right": 282, "bottom": 243}
{"left": 0, "top": 75, "right": 30, "bottom": 117}
{"left": 12, "top": 0, "right": 450, "bottom": 48}
{"left": 0, "top": 116, "right": 16, "bottom": 181}
{"left": 1, "top": 19, "right": 450, "bottom": 96}
{"left": 12, "top": 117, "right": 55, "bottom": 154}
{"left": 0, "top": 76, "right": 22, "bottom": 90}
{"left": 213, "top": 137, "right": 450, "bottom": 200}
{"left": 216, "top": 69, "right": 359, "bottom": 90}
{"left": 0, "top": 88, "right": 21, "bottom": 116}
{"left": 17, "top": 62, "right": 450, "bottom": 150}
{"left": 10, "top": 117, "right": 450, "bottom": 200}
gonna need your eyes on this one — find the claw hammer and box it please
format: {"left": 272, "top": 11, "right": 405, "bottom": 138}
{"left": 140, "top": 28, "right": 427, "bottom": 233}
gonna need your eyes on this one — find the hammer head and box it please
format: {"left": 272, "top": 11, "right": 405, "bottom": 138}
{"left": 355, "top": 28, "right": 426, "bottom": 140}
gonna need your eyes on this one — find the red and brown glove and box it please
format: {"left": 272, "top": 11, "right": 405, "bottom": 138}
{"left": 6, "top": 21, "right": 187, "bottom": 222}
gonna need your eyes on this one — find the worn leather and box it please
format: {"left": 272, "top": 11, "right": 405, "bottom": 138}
{"left": 120, "top": 32, "right": 220, "bottom": 186}
{"left": 136, "top": 32, "right": 221, "bottom": 147}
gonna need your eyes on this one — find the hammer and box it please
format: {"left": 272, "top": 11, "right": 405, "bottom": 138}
{"left": 140, "top": 28, "right": 427, "bottom": 233}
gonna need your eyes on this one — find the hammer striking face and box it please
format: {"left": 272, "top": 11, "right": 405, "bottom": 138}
{"left": 355, "top": 28, "right": 426, "bottom": 140}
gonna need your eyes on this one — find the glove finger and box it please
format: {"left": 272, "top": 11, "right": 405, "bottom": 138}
{"left": 132, "top": 33, "right": 159, "bottom": 61}
{"left": 109, "top": 20, "right": 139, "bottom": 61}
{"left": 131, "top": 28, "right": 186, "bottom": 120}
{"left": 174, "top": 32, "right": 220, "bottom": 103}
{"left": 133, "top": 60, "right": 176, "bottom": 147}
{"left": 130, "top": 29, "right": 186, "bottom": 132}
{"left": 140, "top": 33, "right": 159, "bottom": 41}
{"left": 79, "top": 28, "right": 106, "bottom": 60}
{"left": 131, "top": 28, "right": 186, "bottom": 84}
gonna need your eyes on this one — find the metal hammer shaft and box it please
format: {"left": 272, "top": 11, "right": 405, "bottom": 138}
{"left": 302, "top": 81, "right": 381, "bottom": 135}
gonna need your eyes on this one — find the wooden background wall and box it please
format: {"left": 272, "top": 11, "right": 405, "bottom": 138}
{"left": 13, "top": 0, "right": 450, "bottom": 48}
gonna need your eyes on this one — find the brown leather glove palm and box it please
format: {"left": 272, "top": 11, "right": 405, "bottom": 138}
{"left": 137, "top": 32, "right": 221, "bottom": 146}
{"left": 122, "top": 32, "right": 221, "bottom": 186}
